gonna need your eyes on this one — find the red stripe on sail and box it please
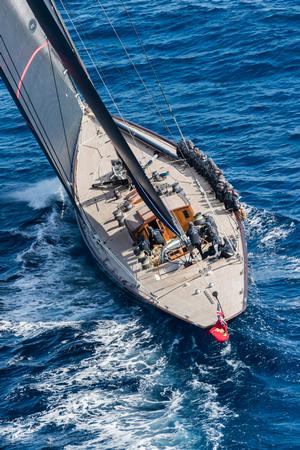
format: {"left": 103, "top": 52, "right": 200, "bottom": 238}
{"left": 16, "top": 41, "right": 48, "bottom": 99}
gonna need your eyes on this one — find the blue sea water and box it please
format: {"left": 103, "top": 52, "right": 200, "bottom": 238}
{"left": 0, "top": 0, "right": 299, "bottom": 448}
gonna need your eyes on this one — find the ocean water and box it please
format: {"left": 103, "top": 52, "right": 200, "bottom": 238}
{"left": 0, "top": 0, "right": 299, "bottom": 448}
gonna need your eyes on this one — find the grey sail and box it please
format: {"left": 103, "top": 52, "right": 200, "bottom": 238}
{"left": 0, "top": 0, "right": 83, "bottom": 195}
{"left": 26, "top": 0, "right": 183, "bottom": 238}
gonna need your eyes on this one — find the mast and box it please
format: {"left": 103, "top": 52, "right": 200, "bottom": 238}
{"left": 26, "top": 0, "right": 183, "bottom": 238}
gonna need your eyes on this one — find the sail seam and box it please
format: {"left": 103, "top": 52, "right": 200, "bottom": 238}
{"left": 0, "top": 36, "right": 71, "bottom": 185}
{"left": 46, "top": 40, "right": 73, "bottom": 173}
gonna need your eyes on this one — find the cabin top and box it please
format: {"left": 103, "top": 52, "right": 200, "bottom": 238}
{"left": 124, "top": 192, "right": 194, "bottom": 242}
{"left": 138, "top": 193, "right": 190, "bottom": 221}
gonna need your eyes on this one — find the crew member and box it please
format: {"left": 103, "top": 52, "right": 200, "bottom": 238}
{"left": 204, "top": 214, "right": 217, "bottom": 230}
{"left": 224, "top": 189, "right": 240, "bottom": 212}
{"left": 148, "top": 226, "right": 166, "bottom": 248}
{"left": 187, "top": 222, "right": 204, "bottom": 258}
{"left": 211, "top": 233, "right": 222, "bottom": 257}
{"left": 137, "top": 234, "right": 151, "bottom": 255}
{"left": 215, "top": 180, "right": 226, "bottom": 201}
{"left": 204, "top": 222, "right": 222, "bottom": 257}
{"left": 220, "top": 237, "right": 236, "bottom": 258}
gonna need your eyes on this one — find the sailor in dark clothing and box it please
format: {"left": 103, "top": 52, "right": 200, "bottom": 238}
{"left": 205, "top": 223, "right": 216, "bottom": 242}
{"left": 231, "top": 196, "right": 240, "bottom": 212}
{"left": 212, "top": 233, "right": 222, "bottom": 256}
{"left": 204, "top": 222, "right": 221, "bottom": 256}
{"left": 176, "top": 139, "right": 188, "bottom": 158}
{"left": 186, "top": 140, "right": 194, "bottom": 150}
{"left": 223, "top": 190, "right": 232, "bottom": 210}
{"left": 211, "top": 169, "right": 225, "bottom": 190}
{"left": 205, "top": 218, "right": 219, "bottom": 245}
{"left": 232, "top": 188, "right": 240, "bottom": 203}
{"left": 214, "top": 173, "right": 227, "bottom": 200}
{"left": 224, "top": 189, "right": 240, "bottom": 212}
{"left": 206, "top": 158, "right": 218, "bottom": 184}
{"left": 186, "top": 222, "right": 204, "bottom": 258}
{"left": 219, "top": 237, "right": 236, "bottom": 258}
{"left": 195, "top": 154, "right": 207, "bottom": 175}
{"left": 204, "top": 214, "right": 217, "bottom": 231}
{"left": 215, "top": 180, "right": 226, "bottom": 201}
{"left": 137, "top": 234, "right": 151, "bottom": 255}
{"left": 203, "top": 157, "right": 215, "bottom": 179}
{"left": 148, "top": 226, "right": 166, "bottom": 248}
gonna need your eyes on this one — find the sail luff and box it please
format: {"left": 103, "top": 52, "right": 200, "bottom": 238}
{"left": 26, "top": 0, "right": 183, "bottom": 238}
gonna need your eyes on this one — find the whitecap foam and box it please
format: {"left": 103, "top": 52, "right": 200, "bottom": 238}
{"left": 253, "top": 254, "right": 300, "bottom": 282}
{"left": 0, "top": 314, "right": 228, "bottom": 450}
{"left": 220, "top": 341, "right": 232, "bottom": 356}
{"left": 8, "top": 178, "right": 65, "bottom": 209}
{"left": 245, "top": 205, "right": 295, "bottom": 250}
{"left": 188, "top": 379, "right": 232, "bottom": 449}
{"left": 0, "top": 320, "right": 82, "bottom": 339}
{"left": 261, "top": 223, "right": 295, "bottom": 247}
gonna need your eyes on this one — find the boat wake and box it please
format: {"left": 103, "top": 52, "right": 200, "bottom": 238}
{"left": 0, "top": 178, "right": 299, "bottom": 449}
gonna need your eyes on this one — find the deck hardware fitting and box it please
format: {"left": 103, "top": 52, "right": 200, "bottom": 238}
{"left": 204, "top": 290, "right": 215, "bottom": 305}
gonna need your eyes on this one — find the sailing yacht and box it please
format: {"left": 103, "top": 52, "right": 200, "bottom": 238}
{"left": 0, "top": 0, "right": 247, "bottom": 330}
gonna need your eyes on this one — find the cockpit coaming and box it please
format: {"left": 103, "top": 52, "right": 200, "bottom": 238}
{"left": 123, "top": 190, "right": 194, "bottom": 268}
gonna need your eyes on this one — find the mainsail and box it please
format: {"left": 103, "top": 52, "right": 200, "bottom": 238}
{"left": 0, "top": 0, "right": 83, "bottom": 197}
{"left": 1, "top": 0, "right": 183, "bottom": 238}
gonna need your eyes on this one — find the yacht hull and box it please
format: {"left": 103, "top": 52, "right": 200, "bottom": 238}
{"left": 73, "top": 110, "right": 248, "bottom": 329}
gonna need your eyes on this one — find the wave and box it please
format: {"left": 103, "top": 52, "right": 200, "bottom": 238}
{"left": 244, "top": 204, "right": 297, "bottom": 247}
{"left": 289, "top": 125, "right": 300, "bottom": 139}
{"left": 0, "top": 320, "right": 82, "bottom": 339}
{"left": 0, "top": 318, "right": 240, "bottom": 450}
{"left": 8, "top": 178, "right": 65, "bottom": 210}
{"left": 1, "top": 0, "right": 299, "bottom": 448}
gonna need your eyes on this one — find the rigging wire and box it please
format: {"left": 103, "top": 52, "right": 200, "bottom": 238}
{"left": 58, "top": 0, "right": 148, "bottom": 157}
{"left": 101, "top": 2, "right": 228, "bottom": 224}
{"left": 96, "top": 0, "right": 174, "bottom": 138}
{"left": 59, "top": 0, "right": 124, "bottom": 117}
{"left": 118, "top": 0, "right": 186, "bottom": 142}
{"left": 58, "top": 2, "right": 235, "bottom": 254}
{"left": 58, "top": 0, "right": 178, "bottom": 170}
{"left": 115, "top": 0, "right": 228, "bottom": 244}
{"left": 58, "top": 0, "right": 219, "bottom": 249}
{"left": 96, "top": 0, "right": 218, "bottom": 222}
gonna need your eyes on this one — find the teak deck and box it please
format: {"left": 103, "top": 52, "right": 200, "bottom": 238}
{"left": 73, "top": 109, "right": 247, "bottom": 328}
